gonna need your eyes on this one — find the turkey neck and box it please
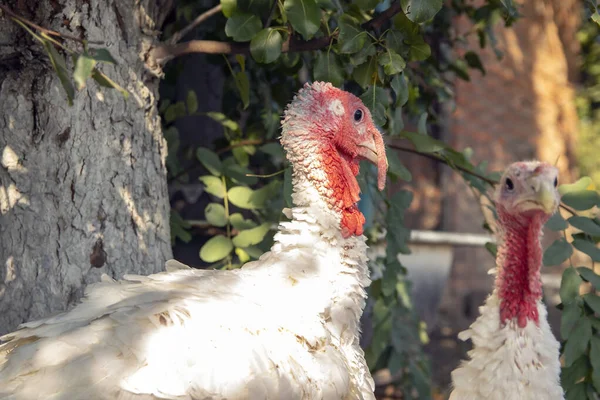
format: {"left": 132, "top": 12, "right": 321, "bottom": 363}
{"left": 495, "top": 210, "right": 546, "bottom": 328}
{"left": 271, "top": 166, "right": 370, "bottom": 340}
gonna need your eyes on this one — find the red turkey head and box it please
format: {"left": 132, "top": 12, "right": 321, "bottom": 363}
{"left": 280, "top": 82, "right": 388, "bottom": 237}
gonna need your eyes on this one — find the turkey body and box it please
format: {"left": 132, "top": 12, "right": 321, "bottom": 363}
{"left": 0, "top": 81, "right": 391, "bottom": 400}
{"left": 0, "top": 183, "right": 374, "bottom": 400}
{"left": 449, "top": 293, "right": 562, "bottom": 400}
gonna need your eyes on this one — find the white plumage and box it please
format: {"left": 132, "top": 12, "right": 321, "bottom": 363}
{"left": 449, "top": 287, "right": 563, "bottom": 400}
{"left": 0, "top": 82, "right": 388, "bottom": 400}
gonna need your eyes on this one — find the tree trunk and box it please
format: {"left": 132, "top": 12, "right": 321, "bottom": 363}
{"left": 0, "top": 0, "right": 173, "bottom": 334}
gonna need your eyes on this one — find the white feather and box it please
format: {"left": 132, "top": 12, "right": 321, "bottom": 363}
{"left": 0, "top": 180, "right": 375, "bottom": 400}
{"left": 449, "top": 292, "right": 563, "bottom": 400}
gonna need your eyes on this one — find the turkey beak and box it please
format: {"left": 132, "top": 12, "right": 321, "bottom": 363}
{"left": 525, "top": 176, "right": 559, "bottom": 214}
{"left": 357, "top": 128, "right": 388, "bottom": 191}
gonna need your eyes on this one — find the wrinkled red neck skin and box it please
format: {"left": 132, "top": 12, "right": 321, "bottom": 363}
{"left": 496, "top": 208, "right": 547, "bottom": 328}
{"left": 319, "top": 144, "right": 364, "bottom": 238}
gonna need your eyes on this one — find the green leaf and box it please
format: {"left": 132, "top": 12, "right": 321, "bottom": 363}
{"left": 204, "top": 112, "right": 240, "bottom": 132}
{"left": 464, "top": 51, "right": 485, "bottom": 75}
{"left": 401, "top": 0, "right": 443, "bottom": 23}
{"left": 546, "top": 212, "right": 568, "bottom": 231}
{"left": 349, "top": 41, "right": 376, "bottom": 66}
{"left": 228, "top": 186, "right": 258, "bottom": 209}
{"left": 566, "top": 383, "right": 587, "bottom": 400}
{"left": 250, "top": 28, "right": 283, "bottom": 64}
{"left": 561, "top": 190, "right": 600, "bottom": 211}
{"left": 91, "top": 69, "right": 129, "bottom": 98}
{"left": 562, "top": 356, "right": 590, "bottom": 393}
{"left": 584, "top": 293, "right": 600, "bottom": 315}
{"left": 88, "top": 48, "right": 117, "bottom": 64}
{"left": 561, "top": 301, "right": 582, "bottom": 339}
{"left": 569, "top": 216, "right": 600, "bottom": 236}
{"left": 259, "top": 143, "right": 284, "bottom": 159}
{"left": 230, "top": 213, "right": 257, "bottom": 229}
{"left": 572, "top": 238, "right": 600, "bottom": 262}
{"left": 164, "top": 102, "right": 186, "bottom": 123}
{"left": 234, "top": 71, "right": 250, "bottom": 109}
{"left": 388, "top": 105, "right": 404, "bottom": 136}
{"left": 560, "top": 177, "right": 594, "bottom": 195}
{"left": 225, "top": 12, "right": 262, "bottom": 42}
{"left": 170, "top": 210, "right": 191, "bottom": 245}
{"left": 199, "top": 175, "right": 226, "bottom": 198}
{"left": 485, "top": 242, "right": 498, "bottom": 257}
{"left": 199, "top": 235, "right": 234, "bottom": 263}
{"left": 563, "top": 317, "right": 592, "bottom": 367}
{"left": 313, "top": 51, "right": 344, "bottom": 87}
{"left": 73, "top": 54, "right": 97, "bottom": 90}
{"left": 353, "top": 56, "right": 379, "bottom": 88}
{"left": 400, "top": 131, "right": 445, "bottom": 153}
{"left": 406, "top": 37, "right": 431, "bottom": 61}
{"left": 196, "top": 147, "right": 223, "bottom": 176}
{"left": 387, "top": 151, "right": 412, "bottom": 182}
{"left": 353, "top": 0, "right": 379, "bottom": 10}
{"left": 577, "top": 267, "right": 600, "bottom": 290}
{"left": 338, "top": 14, "right": 367, "bottom": 54}
{"left": 242, "top": 245, "right": 264, "bottom": 259}
{"left": 283, "top": 167, "right": 293, "bottom": 208}
{"left": 235, "top": 247, "right": 251, "bottom": 263}
{"left": 284, "top": 0, "right": 321, "bottom": 40}
{"left": 221, "top": 0, "right": 237, "bottom": 18}
{"left": 543, "top": 239, "right": 573, "bottom": 266}
{"left": 378, "top": 49, "right": 406, "bottom": 75}
{"left": 417, "top": 112, "right": 428, "bottom": 135}
{"left": 360, "top": 85, "right": 387, "bottom": 127}
{"left": 560, "top": 267, "right": 582, "bottom": 304}
{"left": 43, "top": 41, "right": 75, "bottom": 105}
{"left": 390, "top": 73, "right": 409, "bottom": 106}
{"left": 223, "top": 164, "right": 258, "bottom": 185}
{"left": 186, "top": 90, "right": 198, "bottom": 114}
{"left": 205, "top": 203, "right": 228, "bottom": 227}
{"left": 591, "top": 337, "right": 600, "bottom": 392}
{"left": 232, "top": 223, "right": 271, "bottom": 247}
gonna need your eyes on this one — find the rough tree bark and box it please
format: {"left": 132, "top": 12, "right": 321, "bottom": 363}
{"left": 0, "top": 0, "right": 173, "bottom": 334}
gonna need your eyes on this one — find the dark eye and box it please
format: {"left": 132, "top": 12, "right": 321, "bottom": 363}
{"left": 554, "top": 177, "right": 558, "bottom": 187}
{"left": 353, "top": 109, "right": 363, "bottom": 122}
{"left": 505, "top": 178, "right": 514, "bottom": 191}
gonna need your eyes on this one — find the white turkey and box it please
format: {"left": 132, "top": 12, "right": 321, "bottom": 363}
{"left": 449, "top": 160, "right": 564, "bottom": 400}
{"left": 0, "top": 81, "right": 388, "bottom": 400}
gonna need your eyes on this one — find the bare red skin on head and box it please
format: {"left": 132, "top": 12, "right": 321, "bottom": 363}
{"left": 320, "top": 144, "right": 365, "bottom": 238}
{"left": 496, "top": 208, "right": 547, "bottom": 327}
{"left": 282, "top": 82, "right": 388, "bottom": 238}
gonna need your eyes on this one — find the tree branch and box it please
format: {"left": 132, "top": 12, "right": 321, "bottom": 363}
{"left": 362, "top": 0, "right": 402, "bottom": 31}
{"left": 0, "top": 3, "right": 102, "bottom": 45}
{"left": 169, "top": 4, "right": 223, "bottom": 45}
{"left": 387, "top": 143, "right": 497, "bottom": 185}
{"left": 151, "top": 34, "right": 337, "bottom": 65}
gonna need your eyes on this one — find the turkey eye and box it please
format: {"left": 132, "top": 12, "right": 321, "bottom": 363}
{"left": 554, "top": 177, "right": 558, "bottom": 187}
{"left": 353, "top": 109, "right": 363, "bottom": 122}
{"left": 505, "top": 178, "right": 514, "bottom": 191}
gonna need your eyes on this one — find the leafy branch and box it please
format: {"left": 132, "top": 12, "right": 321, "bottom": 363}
{"left": 149, "top": 0, "right": 404, "bottom": 66}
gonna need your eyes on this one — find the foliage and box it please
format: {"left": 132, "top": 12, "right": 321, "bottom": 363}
{"left": 541, "top": 177, "right": 600, "bottom": 399}
{"left": 577, "top": 9, "right": 600, "bottom": 188}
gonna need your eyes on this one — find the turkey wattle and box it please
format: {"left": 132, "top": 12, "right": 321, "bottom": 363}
{"left": 449, "top": 161, "right": 564, "bottom": 400}
{"left": 0, "top": 82, "right": 388, "bottom": 400}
